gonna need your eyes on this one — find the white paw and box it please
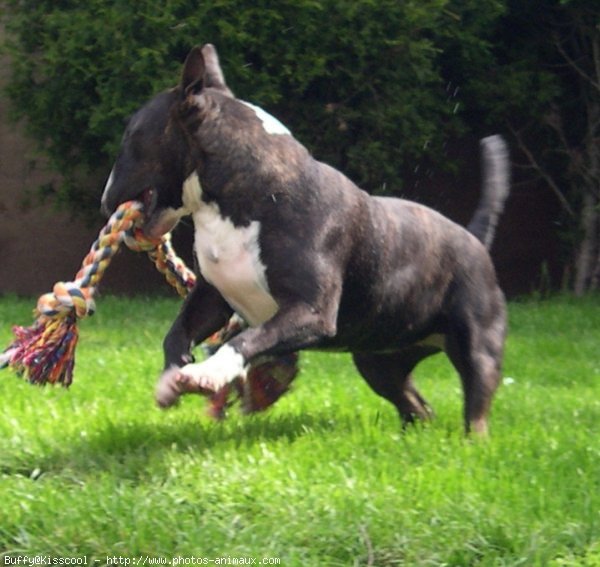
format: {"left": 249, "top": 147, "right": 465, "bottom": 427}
{"left": 180, "top": 345, "right": 246, "bottom": 392}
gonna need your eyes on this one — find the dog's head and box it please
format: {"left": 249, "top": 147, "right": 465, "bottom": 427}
{"left": 100, "top": 44, "right": 234, "bottom": 236}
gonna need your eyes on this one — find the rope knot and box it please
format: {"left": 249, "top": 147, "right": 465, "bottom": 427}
{"left": 37, "top": 282, "right": 96, "bottom": 319}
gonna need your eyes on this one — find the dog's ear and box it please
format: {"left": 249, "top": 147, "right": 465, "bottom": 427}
{"left": 181, "top": 46, "right": 206, "bottom": 96}
{"left": 181, "top": 44, "right": 232, "bottom": 98}
{"left": 200, "top": 44, "right": 232, "bottom": 95}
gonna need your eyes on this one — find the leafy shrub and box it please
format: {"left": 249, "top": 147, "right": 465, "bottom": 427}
{"left": 2, "top": 0, "right": 502, "bottom": 217}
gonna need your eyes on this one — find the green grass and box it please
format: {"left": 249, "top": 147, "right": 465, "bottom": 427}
{"left": 0, "top": 295, "right": 599, "bottom": 566}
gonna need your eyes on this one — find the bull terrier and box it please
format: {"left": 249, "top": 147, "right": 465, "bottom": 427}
{"left": 101, "top": 44, "right": 509, "bottom": 434}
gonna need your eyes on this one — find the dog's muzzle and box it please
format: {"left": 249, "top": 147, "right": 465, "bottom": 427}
{"left": 142, "top": 187, "right": 158, "bottom": 219}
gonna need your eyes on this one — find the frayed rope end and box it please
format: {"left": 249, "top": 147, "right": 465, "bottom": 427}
{"left": 0, "top": 204, "right": 133, "bottom": 387}
{"left": 1, "top": 313, "right": 79, "bottom": 387}
{"left": 206, "top": 353, "right": 299, "bottom": 419}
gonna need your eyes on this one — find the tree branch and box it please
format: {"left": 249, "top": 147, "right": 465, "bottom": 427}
{"left": 509, "top": 125, "right": 576, "bottom": 217}
{"left": 553, "top": 32, "right": 600, "bottom": 93}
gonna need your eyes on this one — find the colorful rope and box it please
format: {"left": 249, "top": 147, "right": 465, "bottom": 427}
{"left": 0, "top": 201, "right": 296, "bottom": 414}
{"left": 1, "top": 202, "right": 153, "bottom": 385}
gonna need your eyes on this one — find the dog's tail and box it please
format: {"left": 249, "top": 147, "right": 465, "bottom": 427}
{"left": 467, "top": 135, "right": 510, "bottom": 250}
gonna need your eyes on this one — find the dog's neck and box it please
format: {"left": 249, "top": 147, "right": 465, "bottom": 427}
{"left": 180, "top": 96, "right": 312, "bottom": 226}
{"left": 192, "top": 95, "right": 302, "bottom": 173}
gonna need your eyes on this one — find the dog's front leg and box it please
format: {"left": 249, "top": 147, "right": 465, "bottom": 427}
{"left": 157, "top": 278, "right": 233, "bottom": 407}
{"left": 172, "top": 299, "right": 338, "bottom": 394}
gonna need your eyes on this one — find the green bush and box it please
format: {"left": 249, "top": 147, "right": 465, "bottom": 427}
{"left": 2, "top": 0, "right": 502, "bottom": 217}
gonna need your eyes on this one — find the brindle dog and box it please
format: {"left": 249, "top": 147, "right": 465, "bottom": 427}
{"left": 101, "top": 44, "right": 510, "bottom": 434}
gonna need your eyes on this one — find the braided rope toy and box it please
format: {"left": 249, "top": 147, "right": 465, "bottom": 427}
{"left": 0, "top": 201, "right": 297, "bottom": 416}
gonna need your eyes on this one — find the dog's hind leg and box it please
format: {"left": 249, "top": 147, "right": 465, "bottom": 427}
{"left": 352, "top": 348, "right": 438, "bottom": 427}
{"left": 445, "top": 308, "right": 506, "bottom": 435}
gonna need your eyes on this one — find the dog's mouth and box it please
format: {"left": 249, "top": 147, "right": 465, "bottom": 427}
{"left": 139, "top": 187, "right": 163, "bottom": 238}
{"left": 142, "top": 187, "right": 157, "bottom": 217}
{"left": 139, "top": 187, "right": 182, "bottom": 238}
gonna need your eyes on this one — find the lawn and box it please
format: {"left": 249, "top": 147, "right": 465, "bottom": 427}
{"left": 0, "top": 294, "right": 599, "bottom": 566}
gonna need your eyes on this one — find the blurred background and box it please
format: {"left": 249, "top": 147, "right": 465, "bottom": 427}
{"left": 1, "top": 0, "right": 597, "bottom": 298}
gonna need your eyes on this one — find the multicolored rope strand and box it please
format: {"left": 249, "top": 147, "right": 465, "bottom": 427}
{"left": 0, "top": 201, "right": 153, "bottom": 385}
{"left": 0, "top": 200, "right": 297, "bottom": 415}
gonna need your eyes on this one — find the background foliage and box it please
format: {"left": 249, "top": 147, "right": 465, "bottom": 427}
{"left": 458, "top": 0, "right": 600, "bottom": 293}
{"left": 2, "top": 0, "right": 599, "bottom": 291}
{"left": 1, "top": 0, "right": 500, "bottom": 209}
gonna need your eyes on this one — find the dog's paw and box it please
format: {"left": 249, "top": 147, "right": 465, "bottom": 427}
{"left": 156, "top": 365, "right": 219, "bottom": 408}
{"left": 155, "top": 346, "right": 246, "bottom": 408}
{"left": 155, "top": 366, "right": 184, "bottom": 409}
{"left": 179, "top": 345, "right": 247, "bottom": 393}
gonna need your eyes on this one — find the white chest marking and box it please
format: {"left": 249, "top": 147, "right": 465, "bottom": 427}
{"left": 192, "top": 201, "right": 279, "bottom": 327}
{"left": 241, "top": 101, "right": 291, "bottom": 136}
